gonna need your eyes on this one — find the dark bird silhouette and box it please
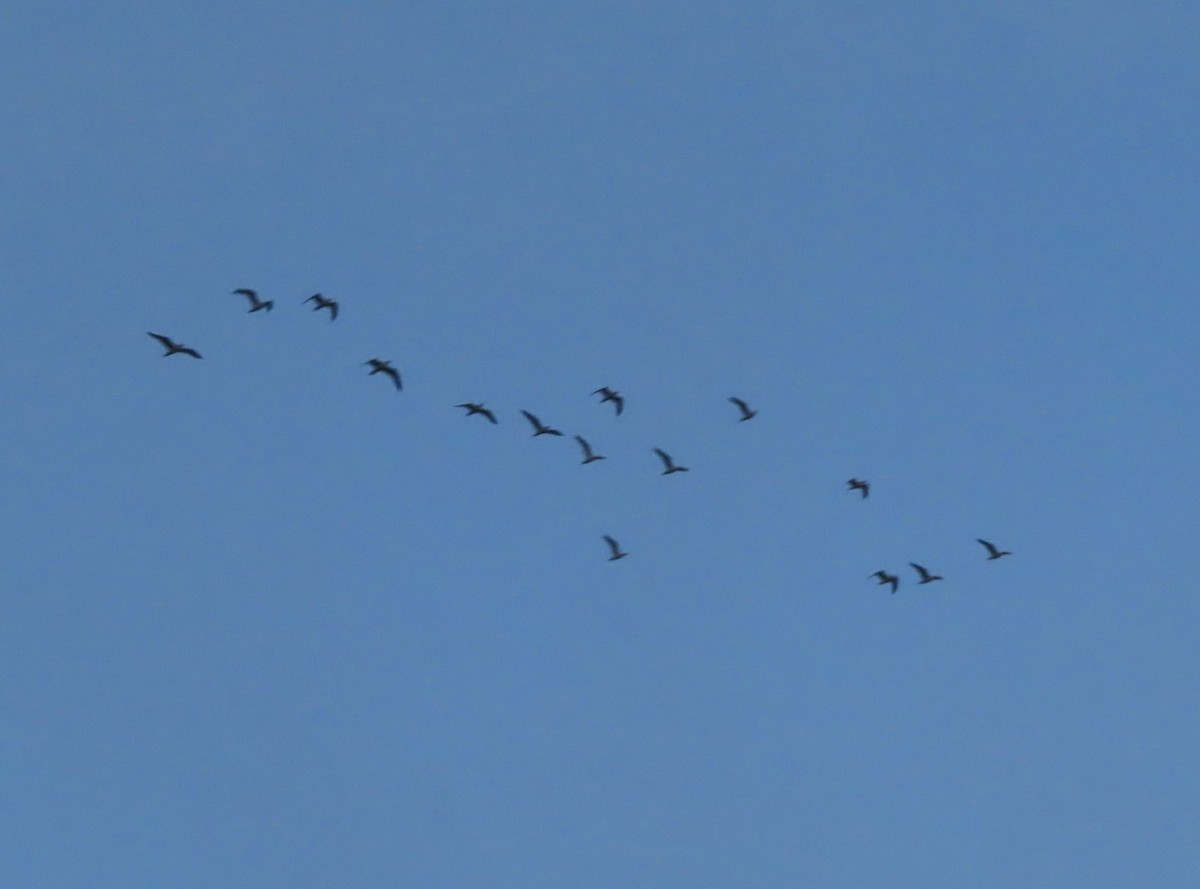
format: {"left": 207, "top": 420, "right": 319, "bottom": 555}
{"left": 365, "top": 358, "right": 402, "bottom": 390}
{"left": 456, "top": 402, "right": 497, "bottom": 424}
{"left": 232, "top": 288, "right": 273, "bottom": 312}
{"left": 728, "top": 396, "right": 757, "bottom": 421}
{"left": 147, "top": 332, "right": 202, "bottom": 358}
{"left": 305, "top": 293, "right": 338, "bottom": 320}
{"left": 871, "top": 570, "right": 899, "bottom": 594}
{"left": 602, "top": 535, "right": 628, "bottom": 561}
{"left": 653, "top": 448, "right": 689, "bottom": 475}
{"left": 976, "top": 538, "right": 1012, "bottom": 560}
{"left": 909, "top": 562, "right": 943, "bottom": 584}
{"left": 593, "top": 387, "right": 624, "bottom": 415}
{"left": 574, "top": 435, "right": 605, "bottom": 464}
{"left": 847, "top": 478, "right": 870, "bottom": 499}
{"left": 520, "top": 410, "right": 563, "bottom": 436}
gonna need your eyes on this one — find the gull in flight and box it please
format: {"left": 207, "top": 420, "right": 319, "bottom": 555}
{"left": 871, "top": 570, "right": 899, "bottom": 594}
{"left": 593, "top": 387, "right": 624, "bottom": 415}
{"left": 602, "top": 535, "right": 628, "bottom": 561}
{"left": 305, "top": 293, "right": 338, "bottom": 320}
{"left": 232, "top": 288, "right": 273, "bottom": 312}
{"left": 653, "top": 448, "right": 689, "bottom": 475}
{"left": 847, "top": 478, "right": 870, "bottom": 499}
{"left": 976, "top": 538, "right": 1012, "bottom": 560}
{"left": 365, "top": 358, "right": 402, "bottom": 390}
{"left": 456, "top": 403, "right": 498, "bottom": 424}
{"left": 728, "top": 396, "right": 757, "bottom": 421}
{"left": 520, "top": 410, "right": 563, "bottom": 436}
{"left": 147, "top": 332, "right": 202, "bottom": 359}
{"left": 909, "top": 563, "right": 943, "bottom": 584}
{"left": 574, "top": 435, "right": 605, "bottom": 464}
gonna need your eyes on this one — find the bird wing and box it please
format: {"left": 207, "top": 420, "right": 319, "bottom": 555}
{"left": 909, "top": 562, "right": 930, "bottom": 579}
{"left": 575, "top": 435, "right": 593, "bottom": 457}
{"left": 520, "top": 410, "right": 542, "bottom": 430}
{"left": 976, "top": 538, "right": 998, "bottom": 555}
{"left": 482, "top": 408, "right": 497, "bottom": 424}
{"left": 653, "top": 448, "right": 673, "bottom": 469}
{"left": 328, "top": 301, "right": 338, "bottom": 320}
{"left": 613, "top": 395, "right": 624, "bottom": 415}
{"left": 147, "top": 332, "right": 174, "bottom": 348}
{"left": 233, "top": 288, "right": 257, "bottom": 298}
{"left": 592, "top": 388, "right": 609, "bottom": 396}
{"left": 384, "top": 367, "right": 402, "bottom": 389}
{"left": 602, "top": 535, "right": 621, "bottom": 556}
{"left": 729, "top": 397, "right": 749, "bottom": 414}
{"left": 179, "top": 347, "right": 203, "bottom": 359}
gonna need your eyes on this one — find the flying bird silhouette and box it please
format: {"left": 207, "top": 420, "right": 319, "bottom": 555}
{"left": 520, "top": 410, "right": 563, "bottom": 436}
{"left": 602, "top": 535, "right": 628, "bottom": 561}
{"left": 909, "top": 563, "right": 943, "bottom": 584}
{"left": 456, "top": 403, "right": 497, "bottom": 424}
{"left": 574, "top": 435, "right": 605, "bottom": 464}
{"left": 593, "top": 387, "right": 624, "bottom": 415}
{"left": 365, "top": 359, "right": 402, "bottom": 390}
{"left": 976, "top": 538, "right": 1012, "bottom": 560}
{"left": 653, "top": 448, "right": 689, "bottom": 474}
{"left": 305, "top": 293, "right": 338, "bottom": 320}
{"left": 871, "top": 570, "right": 899, "bottom": 593}
{"left": 232, "top": 288, "right": 273, "bottom": 312}
{"left": 728, "top": 396, "right": 757, "bottom": 421}
{"left": 847, "top": 478, "right": 870, "bottom": 499}
{"left": 147, "top": 332, "right": 202, "bottom": 358}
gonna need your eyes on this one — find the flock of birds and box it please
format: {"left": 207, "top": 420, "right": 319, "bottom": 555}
{"left": 149, "top": 288, "right": 1013, "bottom": 591}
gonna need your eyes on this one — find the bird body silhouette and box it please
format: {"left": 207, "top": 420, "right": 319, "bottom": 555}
{"left": 847, "top": 478, "right": 870, "bottom": 499}
{"left": 728, "top": 396, "right": 757, "bottom": 421}
{"left": 910, "top": 562, "right": 943, "bottom": 584}
{"left": 365, "top": 359, "right": 402, "bottom": 390}
{"left": 976, "top": 538, "right": 1012, "bottom": 560}
{"left": 602, "top": 535, "right": 628, "bottom": 561}
{"left": 593, "top": 387, "right": 624, "bottom": 415}
{"left": 305, "top": 293, "right": 338, "bottom": 320}
{"left": 520, "top": 410, "right": 563, "bottom": 436}
{"left": 574, "top": 435, "right": 605, "bottom": 464}
{"left": 653, "top": 448, "right": 689, "bottom": 474}
{"left": 147, "top": 332, "right": 202, "bottom": 358}
{"left": 232, "top": 288, "right": 273, "bottom": 312}
{"left": 456, "top": 403, "right": 497, "bottom": 424}
{"left": 871, "top": 570, "right": 899, "bottom": 593}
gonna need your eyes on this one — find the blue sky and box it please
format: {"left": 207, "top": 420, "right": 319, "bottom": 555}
{"left": 2, "top": 3, "right": 1197, "bottom": 886}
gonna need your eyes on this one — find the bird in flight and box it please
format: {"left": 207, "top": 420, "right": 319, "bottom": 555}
{"left": 593, "top": 387, "right": 624, "bottom": 415}
{"left": 520, "top": 410, "right": 563, "bottom": 436}
{"left": 909, "top": 563, "right": 943, "bottom": 584}
{"left": 365, "top": 358, "right": 402, "bottom": 390}
{"left": 574, "top": 435, "right": 605, "bottom": 464}
{"left": 728, "top": 396, "right": 757, "bottom": 421}
{"left": 847, "top": 478, "right": 870, "bottom": 499}
{"left": 305, "top": 293, "right": 338, "bottom": 321}
{"left": 456, "top": 402, "right": 498, "bottom": 424}
{"left": 976, "top": 538, "right": 1012, "bottom": 560}
{"left": 232, "top": 288, "right": 273, "bottom": 312}
{"left": 653, "top": 448, "right": 689, "bottom": 475}
{"left": 602, "top": 535, "right": 628, "bottom": 561}
{"left": 147, "top": 332, "right": 202, "bottom": 359}
{"left": 871, "top": 570, "right": 899, "bottom": 593}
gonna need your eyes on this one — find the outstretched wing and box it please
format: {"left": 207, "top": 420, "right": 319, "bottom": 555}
{"left": 327, "top": 301, "right": 338, "bottom": 320}
{"left": 602, "top": 535, "right": 621, "bottom": 557}
{"left": 147, "top": 332, "right": 174, "bottom": 349}
{"left": 233, "top": 288, "right": 257, "bottom": 298}
{"left": 909, "top": 562, "right": 930, "bottom": 580}
{"left": 575, "top": 435, "right": 593, "bottom": 457}
{"left": 976, "top": 538, "right": 998, "bottom": 556}
{"left": 729, "top": 396, "right": 749, "bottom": 413}
{"left": 520, "top": 410, "right": 542, "bottom": 431}
{"left": 653, "top": 448, "right": 673, "bottom": 469}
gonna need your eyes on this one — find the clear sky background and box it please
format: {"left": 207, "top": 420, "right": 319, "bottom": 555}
{"left": 2, "top": 3, "right": 1197, "bottom": 886}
